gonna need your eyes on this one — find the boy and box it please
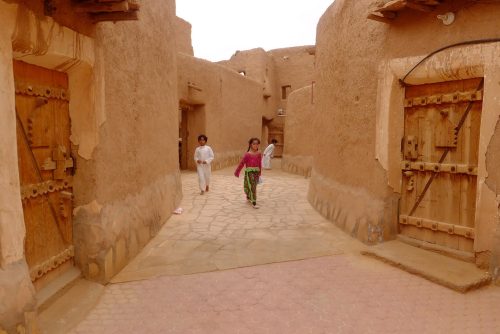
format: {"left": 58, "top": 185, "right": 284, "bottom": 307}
{"left": 262, "top": 139, "right": 278, "bottom": 170}
{"left": 194, "top": 134, "right": 214, "bottom": 195}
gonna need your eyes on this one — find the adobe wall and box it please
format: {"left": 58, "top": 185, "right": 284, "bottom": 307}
{"left": 282, "top": 85, "right": 314, "bottom": 177}
{"left": 311, "top": 0, "right": 500, "bottom": 263}
{"left": 0, "top": 3, "right": 37, "bottom": 332}
{"left": 175, "top": 16, "right": 194, "bottom": 56}
{"left": 268, "top": 46, "right": 316, "bottom": 102}
{"left": 73, "top": 0, "right": 181, "bottom": 284}
{"left": 178, "top": 54, "right": 263, "bottom": 170}
{"left": 0, "top": 0, "right": 181, "bottom": 329}
{"left": 219, "top": 48, "right": 280, "bottom": 123}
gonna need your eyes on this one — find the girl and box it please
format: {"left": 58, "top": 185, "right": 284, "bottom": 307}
{"left": 234, "top": 137, "right": 262, "bottom": 209}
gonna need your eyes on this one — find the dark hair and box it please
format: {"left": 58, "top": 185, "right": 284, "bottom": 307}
{"left": 247, "top": 137, "right": 261, "bottom": 152}
{"left": 271, "top": 139, "right": 278, "bottom": 144}
{"left": 198, "top": 134, "right": 208, "bottom": 141}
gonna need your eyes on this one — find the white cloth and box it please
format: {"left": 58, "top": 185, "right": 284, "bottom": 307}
{"left": 262, "top": 144, "right": 275, "bottom": 169}
{"left": 194, "top": 145, "right": 214, "bottom": 191}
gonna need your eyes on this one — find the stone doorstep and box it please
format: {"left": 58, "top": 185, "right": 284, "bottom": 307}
{"left": 38, "top": 279, "right": 105, "bottom": 334}
{"left": 361, "top": 240, "right": 492, "bottom": 293}
{"left": 396, "top": 234, "right": 476, "bottom": 263}
{"left": 36, "top": 266, "right": 82, "bottom": 311}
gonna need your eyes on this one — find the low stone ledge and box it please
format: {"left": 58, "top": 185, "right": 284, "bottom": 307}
{"left": 73, "top": 171, "right": 182, "bottom": 284}
{"left": 211, "top": 151, "right": 242, "bottom": 171}
{"left": 307, "top": 169, "right": 398, "bottom": 244}
{"left": 0, "top": 261, "right": 36, "bottom": 333}
{"left": 281, "top": 155, "right": 312, "bottom": 177}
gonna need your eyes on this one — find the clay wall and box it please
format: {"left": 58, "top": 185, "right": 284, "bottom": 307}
{"left": 178, "top": 54, "right": 263, "bottom": 170}
{"left": 0, "top": 0, "right": 181, "bottom": 330}
{"left": 310, "top": 0, "right": 500, "bottom": 266}
{"left": 0, "top": 3, "right": 37, "bottom": 331}
{"left": 282, "top": 85, "right": 314, "bottom": 177}
{"left": 175, "top": 16, "right": 194, "bottom": 56}
{"left": 220, "top": 46, "right": 315, "bottom": 153}
{"left": 219, "top": 48, "right": 280, "bottom": 123}
{"left": 73, "top": 0, "right": 181, "bottom": 284}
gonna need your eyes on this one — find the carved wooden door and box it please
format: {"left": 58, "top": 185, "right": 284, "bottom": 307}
{"left": 400, "top": 78, "right": 483, "bottom": 253}
{"left": 14, "top": 60, "right": 75, "bottom": 284}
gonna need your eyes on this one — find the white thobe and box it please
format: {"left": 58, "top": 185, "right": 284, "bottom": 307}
{"left": 194, "top": 145, "right": 214, "bottom": 191}
{"left": 262, "top": 144, "right": 275, "bottom": 169}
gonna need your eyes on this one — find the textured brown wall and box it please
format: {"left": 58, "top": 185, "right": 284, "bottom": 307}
{"left": 178, "top": 54, "right": 263, "bottom": 170}
{"left": 175, "top": 16, "right": 194, "bottom": 56}
{"left": 73, "top": 0, "right": 182, "bottom": 283}
{"left": 311, "top": 0, "right": 500, "bottom": 245}
{"left": 282, "top": 85, "right": 314, "bottom": 177}
{"left": 219, "top": 48, "right": 280, "bottom": 122}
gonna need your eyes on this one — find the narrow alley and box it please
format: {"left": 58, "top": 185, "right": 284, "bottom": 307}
{"left": 44, "top": 163, "right": 500, "bottom": 334}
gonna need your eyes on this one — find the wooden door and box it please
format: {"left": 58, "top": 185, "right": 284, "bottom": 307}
{"left": 179, "top": 106, "right": 189, "bottom": 170}
{"left": 399, "top": 78, "right": 483, "bottom": 253}
{"left": 14, "top": 60, "right": 75, "bottom": 284}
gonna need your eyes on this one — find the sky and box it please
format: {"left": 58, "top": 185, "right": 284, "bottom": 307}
{"left": 176, "top": 0, "right": 335, "bottom": 62}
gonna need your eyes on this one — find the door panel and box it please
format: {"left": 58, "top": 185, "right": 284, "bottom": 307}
{"left": 399, "top": 78, "right": 482, "bottom": 253}
{"left": 14, "top": 60, "right": 74, "bottom": 283}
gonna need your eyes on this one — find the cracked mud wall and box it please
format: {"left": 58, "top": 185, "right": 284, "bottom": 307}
{"left": 73, "top": 0, "right": 182, "bottom": 283}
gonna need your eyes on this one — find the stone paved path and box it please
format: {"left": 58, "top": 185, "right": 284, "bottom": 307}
{"left": 111, "top": 166, "right": 357, "bottom": 283}
{"left": 69, "top": 166, "right": 500, "bottom": 334}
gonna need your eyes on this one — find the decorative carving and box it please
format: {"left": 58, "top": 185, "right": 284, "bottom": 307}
{"left": 15, "top": 81, "right": 70, "bottom": 101}
{"left": 41, "top": 146, "right": 74, "bottom": 179}
{"left": 21, "top": 178, "right": 72, "bottom": 200}
{"left": 403, "top": 171, "right": 415, "bottom": 191}
{"left": 29, "top": 246, "right": 74, "bottom": 281}
{"left": 401, "top": 160, "right": 477, "bottom": 175}
{"left": 399, "top": 215, "right": 475, "bottom": 239}
{"left": 403, "top": 135, "right": 419, "bottom": 160}
{"left": 404, "top": 90, "right": 482, "bottom": 108}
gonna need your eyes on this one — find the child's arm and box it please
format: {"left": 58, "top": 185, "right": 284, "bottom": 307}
{"left": 205, "top": 147, "right": 215, "bottom": 164}
{"left": 234, "top": 154, "right": 247, "bottom": 177}
{"left": 194, "top": 147, "right": 201, "bottom": 164}
{"left": 258, "top": 153, "right": 262, "bottom": 176}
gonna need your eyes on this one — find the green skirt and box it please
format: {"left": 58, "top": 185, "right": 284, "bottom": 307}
{"left": 244, "top": 168, "right": 260, "bottom": 203}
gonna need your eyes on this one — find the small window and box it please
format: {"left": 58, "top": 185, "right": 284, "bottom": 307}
{"left": 281, "top": 85, "right": 291, "bottom": 99}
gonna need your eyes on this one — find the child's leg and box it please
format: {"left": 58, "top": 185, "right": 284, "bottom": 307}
{"left": 197, "top": 166, "right": 206, "bottom": 192}
{"left": 204, "top": 165, "right": 211, "bottom": 191}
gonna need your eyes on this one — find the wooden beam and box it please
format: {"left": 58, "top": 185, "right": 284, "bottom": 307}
{"left": 91, "top": 11, "right": 138, "bottom": 22}
{"left": 128, "top": 1, "right": 140, "bottom": 10}
{"left": 367, "top": 13, "right": 394, "bottom": 24}
{"left": 74, "top": 1, "right": 129, "bottom": 13}
{"left": 406, "top": 1, "right": 435, "bottom": 12}
{"left": 376, "top": 0, "right": 407, "bottom": 13}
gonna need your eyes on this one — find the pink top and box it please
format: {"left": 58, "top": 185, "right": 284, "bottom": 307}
{"left": 234, "top": 152, "right": 262, "bottom": 177}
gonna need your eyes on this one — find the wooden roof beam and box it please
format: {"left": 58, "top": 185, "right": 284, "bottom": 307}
{"left": 406, "top": 1, "right": 435, "bottom": 12}
{"left": 367, "top": 13, "right": 395, "bottom": 24}
{"left": 74, "top": 1, "right": 130, "bottom": 13}
{"left": 90, "top": 11, "right": 138, "bottom": 22}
